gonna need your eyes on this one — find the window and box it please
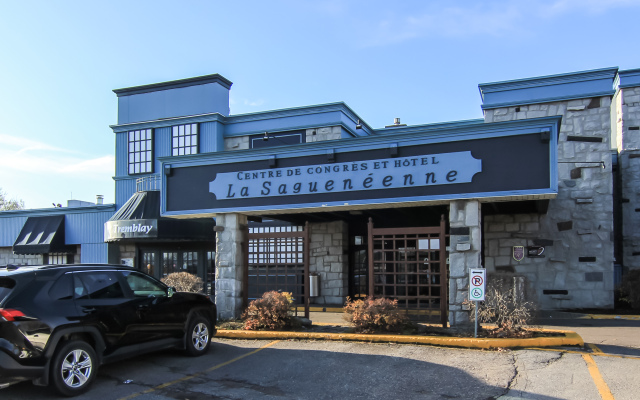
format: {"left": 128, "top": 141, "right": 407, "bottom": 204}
{"left": 122, "top": 271, "right": 166, "bottom": 298}
{"left": 172, "top": 124, "right": 198, "bottom": 156}
{"left": 49, "top": 273, "right": 73, "bottom": 300}
{"left": 250, "top": 130, "right": 303, "bottom": 149}
{"left": 73, "top": 272, "right": 125, "bottom": 299}
{"left": 46, "top": 253, "right": 73, "bottom": 265}
{"left": 128, "top": 129, "right": 153, "bottom": 174}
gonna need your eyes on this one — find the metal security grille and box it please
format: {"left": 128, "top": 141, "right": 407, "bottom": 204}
{"left": 245, "top": 223, "right": 310, "bottom": 318}
{"left": 368, "top": 217, "right": 448, "bottom": 326}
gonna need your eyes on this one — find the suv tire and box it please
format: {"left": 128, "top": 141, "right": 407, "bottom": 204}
{"left": 185, "top": 316, "right": 211, "bottom": 356}
{"left": 51, "top": 340, "right": 98, "bottom": 397}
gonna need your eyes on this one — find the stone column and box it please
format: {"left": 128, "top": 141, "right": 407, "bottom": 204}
{"left": 214, "top": 213, "right": 248, "bottom": 320}
{"left": 448, "top": 200, "right": 482, "bottom": 327}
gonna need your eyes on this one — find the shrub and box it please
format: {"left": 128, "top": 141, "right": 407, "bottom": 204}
{"left": 242, "top": 291, "right": 294, "bottom": 330}
{"left": 619, "top": 269, "right": 640, "bottom": 309}
{"left": 161, "top": 272, "right": 204, "bottom": 293}
{"left": 469, "top": 276, "right": 536, "bottom": 335}
{"left": 343, "top": 296, "right": 408, "bottom": 333}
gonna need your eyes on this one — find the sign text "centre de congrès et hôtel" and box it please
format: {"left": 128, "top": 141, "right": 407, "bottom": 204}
{"left": 209, "top": 151, "right": 482, "bottom": 200}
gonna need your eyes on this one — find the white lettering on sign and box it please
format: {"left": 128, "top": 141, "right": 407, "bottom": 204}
{"left": 209, "top": 151, "right": 482, "bottom": 200}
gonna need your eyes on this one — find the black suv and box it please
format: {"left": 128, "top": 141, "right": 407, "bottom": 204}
{"left": 0, "top": 264, "right": 216, "bottom": 396}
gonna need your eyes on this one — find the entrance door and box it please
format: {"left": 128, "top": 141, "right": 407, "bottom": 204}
{"left": 367, "top": 216, "right": 448, "bottom": 327}
{"left": 245, "top": 223, "right": 310, "bottom": 318}
{"left": 138, "top": 244, "right": 214, "bottom": 295}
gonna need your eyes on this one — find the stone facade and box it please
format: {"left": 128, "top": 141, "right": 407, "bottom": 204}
{"left": 483, "top": 97, "right": 615, "bottom": 309}
{"left": 308, "top": 220, "right": 348, "bottom": 305}
{"left": 215, "top": 213, "right": 248, "bottom": 320}
{"left": 616, "top": 87, "right": 640, "bottom": 271}
{"left": 448, "top": 200, "right": 482, "bottom": 326}
{"left": 224, "top": 126, "right": 342, "bottom": 151}
{"left": 305, "top": 126, "right": 342, "bottom": 143}
{"left": 0, "top": 247, "right": 42, "bottom": 265}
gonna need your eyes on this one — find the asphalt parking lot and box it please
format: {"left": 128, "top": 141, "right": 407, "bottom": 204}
{"left": 3, "top": 336, "right": 640, "bottom": 400}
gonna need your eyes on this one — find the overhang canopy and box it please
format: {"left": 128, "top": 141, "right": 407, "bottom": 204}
{"left": 105, "top": 191, "right": 214, "bottom": 242}
{"left": 13, "top": 215, "right": 76, "bottom": 255}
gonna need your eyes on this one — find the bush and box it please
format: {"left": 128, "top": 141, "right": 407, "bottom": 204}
{"left": 469, "top": 276, "right": 536, "bottom": 335}
{"left": 242, "top": 291, "right": 294, "bottom": 330}
{"left": 619, "top": 269, "right": 640, "bottom": 309}
{"left": 343, "top": 297, "right": 408, "bottom": 333}
{"left": 161, "top": 272, "right": 204, "bottom": 293}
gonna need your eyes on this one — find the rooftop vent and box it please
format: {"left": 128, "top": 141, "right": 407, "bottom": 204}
{"left": 96, "top": 195, "right": 104, "bottom": 205}
{"left": 385, "top": 118, "right": 407, "bottom": 128}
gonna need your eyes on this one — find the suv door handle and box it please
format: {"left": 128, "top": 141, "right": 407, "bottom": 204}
{"left": 82, "top": 307, "right": 97, "bottom": 314}
{"left": 137, "top": 304, "right": 149, "bottom": 310}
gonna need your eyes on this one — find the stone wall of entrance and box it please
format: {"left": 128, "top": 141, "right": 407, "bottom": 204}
{"left": 308, "top": 220, "right": 348, "bottom": 305}
{"left": 483, "top": 97, "right": 614, "bottom": 309}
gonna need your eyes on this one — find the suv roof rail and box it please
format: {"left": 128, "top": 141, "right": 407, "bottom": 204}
{"left": 5, "top": 264, "right": 20, "bottom": 271}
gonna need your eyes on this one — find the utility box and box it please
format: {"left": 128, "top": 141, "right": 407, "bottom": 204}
{"left": 309, "top": 273, "right": 320, "bottom": 297}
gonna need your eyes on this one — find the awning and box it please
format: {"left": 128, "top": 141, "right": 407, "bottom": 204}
{"left": 105, "top": 191, "right": 215, "bottom": 242}
{"left": 13, "top": 215, "right": 76, "bottom": 255}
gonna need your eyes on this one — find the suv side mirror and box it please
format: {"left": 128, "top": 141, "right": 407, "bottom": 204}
{"left": 167, "top": 286, "right": 176, "bottom": 298}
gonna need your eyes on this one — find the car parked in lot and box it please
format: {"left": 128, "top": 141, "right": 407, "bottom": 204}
{"left": 0, "top": 264, "right": 216, "bottom": 396}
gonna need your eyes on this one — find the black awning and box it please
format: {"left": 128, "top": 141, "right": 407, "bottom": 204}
{"left": 106, "top": 191, "right": 215, "bottom": 242}
{"left": 109, "top": 191, "right": 160, "bottom": 220}
{"left": 13, "top": 215, "right": 76, "bottom": 255}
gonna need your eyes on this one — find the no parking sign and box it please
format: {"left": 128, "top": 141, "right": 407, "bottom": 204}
{"left": 469, "top": 268, "right": 486, "bottom": 301}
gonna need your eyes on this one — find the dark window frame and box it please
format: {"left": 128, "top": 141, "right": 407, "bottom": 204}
{"left": 171, "top": 123, "right": 199, "bottom": 156}
{"left": 128, "top": 128, "right": 154, "bottom": 175}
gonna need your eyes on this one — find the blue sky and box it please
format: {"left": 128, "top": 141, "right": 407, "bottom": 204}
{"left": 1, "top": 0, "right": 640, "bottom": 209}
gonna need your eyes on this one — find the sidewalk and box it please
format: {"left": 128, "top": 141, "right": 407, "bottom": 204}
{"left": 216, "top": 309, "right": 588, "bottom": 350}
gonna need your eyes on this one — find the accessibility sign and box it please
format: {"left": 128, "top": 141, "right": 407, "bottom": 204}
{"left": 469, "top": 268, "right": 486, "bottom": 301}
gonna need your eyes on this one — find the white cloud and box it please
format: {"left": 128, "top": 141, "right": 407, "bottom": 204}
{"left": 243, "top": 99, "right": 265, "bottom": 107}
{"left": 358, "top": 0, "right": 640, "bottom": 46}
{"left": 0, "top": 133, "right": 114, "bottom": 177}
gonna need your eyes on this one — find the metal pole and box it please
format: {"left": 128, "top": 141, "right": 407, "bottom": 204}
{"left": 474, "top": 302, "right": 478, "bottom": 338}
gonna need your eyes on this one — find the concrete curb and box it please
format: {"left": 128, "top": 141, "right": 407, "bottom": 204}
{"left": 216, "top": 329, "right": 584, "bottom": 349}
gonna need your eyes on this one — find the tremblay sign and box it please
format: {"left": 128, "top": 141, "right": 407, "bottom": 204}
{"left": 105, "top": 219, "right": 157, "bottom": 240}
{"left": 210, "top": 152, "right": 481, "bottom": 200}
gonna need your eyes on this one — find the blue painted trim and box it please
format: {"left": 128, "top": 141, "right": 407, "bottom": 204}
{"left": 161, "top": 188, "right": 558, "bottom": 218}
{"left": 617, "top": 68, "right": 640, "bottom": 89}
{"left": 110, "top": 113, "right": 226, "bottom": 133}
{"left": 479, "top": 67, "right": 618, "bottom": 109}
{"left": 159, "top": 116, "right": 560, "bottom": 217}
{"left": 0, "top": 204, "right": 116, "bottom": 218}
{"left": 113, "top": 74, "right": 233, "bottom": 96}
{"left": 110, "top": 102, "right": 374, "bottom": 137}
{"left": 158, "top": 116, "right": 561, "bottom": 169}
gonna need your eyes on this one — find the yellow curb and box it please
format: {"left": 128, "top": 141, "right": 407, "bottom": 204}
{"left": 580, "top": 314, "right": 640, "bottom": 320}
{"left": 216, "top": 328, "right": 583, "bottom": 349}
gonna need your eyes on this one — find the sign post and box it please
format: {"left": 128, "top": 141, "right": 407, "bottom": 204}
{"left": 469, "top": 268, "right": 486, "bottom": 338}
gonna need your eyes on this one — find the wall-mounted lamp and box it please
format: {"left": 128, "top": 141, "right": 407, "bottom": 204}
{"left": 355, "top": 120, "right": 362, "bottom": 129}
{"left": 559, "top": 161, "right": 606, "bottom": 179}
{"left": 263, "top": 132, "right": 269, "bottom": 141}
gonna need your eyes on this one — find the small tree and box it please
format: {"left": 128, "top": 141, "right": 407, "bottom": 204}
{"left": 242, "top": 291, "right": 294, "bottom": 330}
{"left": 343, "top": 296, "right": 408, "bottom": 333}
{"left": 0, "top": 188, "right": 25, "bottom": 211}
{"left": 470, "top": 276, "right": 536, "bottom": 335}
{"left": 161, "top": 272, "right": 204, "bottom": 293}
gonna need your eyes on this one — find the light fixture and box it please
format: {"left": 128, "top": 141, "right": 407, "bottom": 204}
{"left": 263, "top": 132, "right": 269, "bottom": 141}
{"left": 355, "top": 120, "right": 362, "bottom": 129}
